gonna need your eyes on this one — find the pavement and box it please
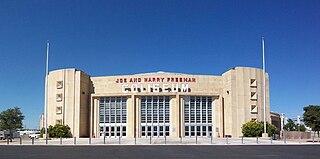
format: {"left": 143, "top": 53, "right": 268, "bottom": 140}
{"left": 1, "top": 136, "right": 320, "bottom": 145}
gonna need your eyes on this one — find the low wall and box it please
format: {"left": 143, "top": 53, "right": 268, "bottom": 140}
{"left": 283, "top": 131, "right": 311, "bottom": 139}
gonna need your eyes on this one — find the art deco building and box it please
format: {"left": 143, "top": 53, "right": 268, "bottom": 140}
{"left": 46, "top": 67, "right": 270, "bottom": 138}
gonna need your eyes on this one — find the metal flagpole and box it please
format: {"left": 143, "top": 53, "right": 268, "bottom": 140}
{"left": 44, "top": 41, "right": 50, "bottom": 143}
{"left": 262, "top": 37, "right": 267, "bottom": 135}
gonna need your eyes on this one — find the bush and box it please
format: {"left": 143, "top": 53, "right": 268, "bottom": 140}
{"left": 242, "top": 121, "right": 263, "bottom": 137}
{"left": 40, "top": 124, "right": 71, "bottom": 138}
{"left": 242, "top": 121, "right": 277, "bottom": 137}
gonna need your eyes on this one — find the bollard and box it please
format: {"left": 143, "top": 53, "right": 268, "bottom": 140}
{"left": 312, "top": 136, "right": 314, "bottom": 144}
{"left": 119, "top": 136, "right": 121, "bottom": 144}
{"left": 196, "top": 135, "right": 198, "bottom": 144}
{"left": 89, "top": 137, "right": 91, "bottom": 145}
{"left": 74, "top": 137, "right": 76, "bottom": 145}
{"left": 180, "top": 137, "right": 182, "bottom": 144}
{"left": 283, "top": 130, "right": 286, "bottom": 144}
{"left": 241, "top": 136, "right": 244, "bottom": 144}
{"left": 7, "top": 138, "right": 9, "bottom": 145}
{"left": 270, "top": 136, "right": 273, "bottom": 144}
{"left": 164, "top": 135, "right": 166, "bottom": 144}
{"left": 226, "top": 136, "right": 229, "bottom": 144}
{"left": 284, "top": 135, "right": 287, "bottom": 144}
{"left": 46, "top": 136, "right": 48, "bottom": 145}
{"left": 104, "top": 135, "right": 106, "bottom": 144}
{"left": 32, "top": 137, "right": 34, "bottom": 145}
{"left": 256, "top": 137, "right": 259, "bottom": 144}
{"left": 60, "top": 137, "right": 62, "bottom": 145}
{"left": 150, "top": 136, "right": 152, "bottom": 144}
{"left": 134, "top": 136, "right": 136, "bottom": 145}
{"left": 20, "top": 137, "right": 22, "bottom": 145}
{"left": 299, "top": 133, "right": 301, "bottom": 144}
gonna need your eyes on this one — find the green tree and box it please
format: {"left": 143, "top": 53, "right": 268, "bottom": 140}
{"left": 303, "top": 105, "right": 320, "bottom": 137}
{"left": 284, "top": 118, "right": 296, "bottom": 131}
{"left": 242, "top": 121, "right": 277, "bottom": 137}
{"left": 298, "top": 124, "right": 306, "bottom": 132}
{"left": 0, "top": 107, "right": 24, "bottom": 133}
{"left": 283, "top": 118, "right": 306, "bottom": 132}
{"left": 267, "top": 122, "right": 277, "bottom": 136}
{"left": 40, "top": 124, "right": 71, "bottom": 138}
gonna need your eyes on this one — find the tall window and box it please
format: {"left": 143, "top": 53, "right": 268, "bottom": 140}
{"left": 99, "top": 97, "right": 127, "bottom": 137}
{"left": 184, "top": 96, "right": 213, "bottom": 137}
{"left": 141, "top": 96, "right": 170, "bottom": 137}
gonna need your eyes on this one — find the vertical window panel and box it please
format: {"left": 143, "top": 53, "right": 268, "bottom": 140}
{"left": 184, "top": 96, "right": 213, "bottom": 137}
{"left": 141, "top": 96, "right": 170, "bottom": 137}
{"left": 99, "top": 97, "right": 127, "bottom": 137}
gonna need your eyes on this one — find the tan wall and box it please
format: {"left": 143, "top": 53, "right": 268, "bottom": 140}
{"left": 47, "top": 69, "right": 91, "bottom": 138}
{"left": 91, "top": 73, "right": 222, "bottom": 96}
{"left": 222, "top": 67, "right": 270, "bottom": 137}
{"left": 47, "top": 67, "right": 271, "bottom": 138}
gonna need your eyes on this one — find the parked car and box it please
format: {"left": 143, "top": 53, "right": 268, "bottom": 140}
{"left": 29, "top": 132, "right": 40, "bottom": 139}
{"left": 0, "top": 130, "right": 18, "bottom": 140}
{"left": 0, "top": 131, "right": 5, "bottom": 140}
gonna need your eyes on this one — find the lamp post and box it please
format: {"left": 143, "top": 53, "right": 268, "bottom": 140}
{"left": 44, "top": 41, "right": 50, "bottom": 144}
{"left": 262, "top": 37, "right": 268, "bottom": 138}
{"left": 297, "top": 115, "right": 301, "bottom": 143}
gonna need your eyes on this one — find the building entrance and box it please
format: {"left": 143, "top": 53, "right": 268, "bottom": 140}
{"left": 184, "top": 96, "right": 213, "bottom": 137}
{"left": 141, "top": 96, "right": 170, "bottom": 137}
{"left": 99, "top": 97, "right": 127, "bottom": 137}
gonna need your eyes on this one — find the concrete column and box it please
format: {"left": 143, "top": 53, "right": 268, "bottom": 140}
{"left": 135, "top": 96, "right": 141, "bottom": 138}
{"left": 93, "top": 98, "right": 99, "bottom": 138}
{"left": 89, "top": 96, "right": 93, "bottom": 138}
{"left": 180, "top": 96, "right": 184, "bottom": 137}
{"left": 170, "top": 95, "right": 180, "bottom": 137}
{"left": 127, "top": 95, "right": 135, "bottom": 138}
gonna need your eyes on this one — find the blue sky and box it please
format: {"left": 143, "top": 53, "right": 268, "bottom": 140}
{"left": 0, "top": 0, "right": 319, "bottom": 129}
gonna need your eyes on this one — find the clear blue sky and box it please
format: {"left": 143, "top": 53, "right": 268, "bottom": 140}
{"left": 0, "top": 0, "right": 319, "bottom": 129}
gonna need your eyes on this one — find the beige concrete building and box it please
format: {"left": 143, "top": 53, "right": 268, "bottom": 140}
{"left": 46, "top": 66, "right": 270, "bottom": 138}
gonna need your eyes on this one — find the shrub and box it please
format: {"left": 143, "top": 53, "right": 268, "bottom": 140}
{"left": 242, "top": 121, "right": 277, "bottom": 137}
{"left": 40, "top": 124, "right": 71, "bottom": 138}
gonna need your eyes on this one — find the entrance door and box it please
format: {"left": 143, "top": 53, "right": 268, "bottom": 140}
{"left": 141, "top": 96, "right": 170, "bottom": 137}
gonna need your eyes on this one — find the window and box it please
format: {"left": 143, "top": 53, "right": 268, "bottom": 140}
{"left": 250, "top": 79, "right": 257, "bottom": 87}
{"left": 141, "top": 96, "right": 170, "bottom": 137}
{"left": 56, "top": 94, "right": 63, "bottom": 102}
{"left": 251, "top": 105, "right": 257, "bottom": 113}
{"left": 184, "top": 96, "right": 213, "bottom": 137}
{"left": 56, "top": 106, "right": 62, "bottom": 114}
{"left": 251, "top": 92, "right": 257, "bottom": 100}
{"left": 99, "top": 97, "right": 127, "bottom": 137}
{"left": 56, "top": 119, "right": 62, "bottom": 125}
{"left": 56, "top": 81, "right": 63, "bottom": 89}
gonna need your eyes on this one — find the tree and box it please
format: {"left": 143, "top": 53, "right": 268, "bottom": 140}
{"left": 303, "top": 105, "right": 320, "bottom": 137}
{"left": 267, "top": 122, "right": 277, "bottom": 136}
{"left": 0, "top": 107, "right": 24, "bottom": 131}
{"left": 284, "top": 118, "right": 307, "bottom": 132}
{"left": 0, "top": 107, "right": 24, "bottom": 141}
{"left": 299, "top": 125, "right": 307, "bottom": 132}
{"left": 242, "top": 121, "right": 277, "bottom": 137}
{"left": 284, "top": 118, "right": 296, "bottom": 131}
{"left": 40, "top": 124, "right": 71, "bottom": 138}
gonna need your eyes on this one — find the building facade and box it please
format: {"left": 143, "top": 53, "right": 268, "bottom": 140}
{"left": 46, "top": 67, "right": 270, "bottom": 138}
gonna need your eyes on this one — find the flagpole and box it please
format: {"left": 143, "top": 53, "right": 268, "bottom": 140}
{"left": 44, "top": 40, "right": 49, "bottom": 143}
{"left": 262, "top": 37, "right": 267, "bottom": 135}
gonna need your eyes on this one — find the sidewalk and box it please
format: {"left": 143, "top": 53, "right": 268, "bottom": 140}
{"left": 1, "top": 137, "right": 320, "bottom": 145}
